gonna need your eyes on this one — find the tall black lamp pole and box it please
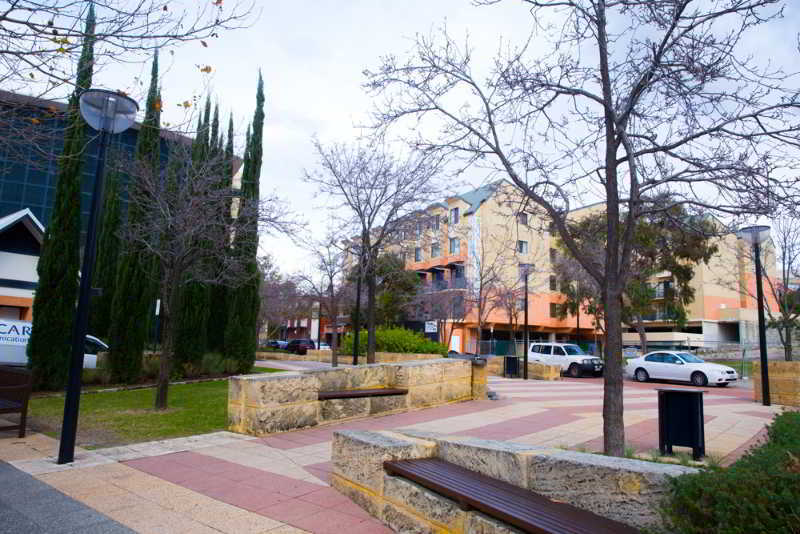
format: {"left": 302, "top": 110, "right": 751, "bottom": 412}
{"left": 737, "top": 225, "right": 771, "bottom": 407}
{"left": 522, "top": 264, "right": 532, "bottom": 380}
{"left": 58, "top": 89, "right": 138, "bottom": 464}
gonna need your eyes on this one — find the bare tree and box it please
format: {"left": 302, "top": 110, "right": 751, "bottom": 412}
{"left": 124, "top": 140, "right": 290, "bottom": 409}
{"left": 303, "top": 138, "right": 441, "bottom": 363}
{"left": 257, "top": 255, "right": 303, "bottom": 341}
{"left": 364, "top": 1, "right": 800, "bottom": 455}
{"left": 296, "top": 232, "right": 351, "bottom": 366}
{"left": 0, "top": 1, "right": 256, "bottom": 164}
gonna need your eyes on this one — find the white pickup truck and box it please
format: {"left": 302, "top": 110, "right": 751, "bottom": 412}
{"left": 0, "top": 320, "right": 107, "bottom": 368}
{"left": 528, "top": 342, "right": 604, "bottom": 378}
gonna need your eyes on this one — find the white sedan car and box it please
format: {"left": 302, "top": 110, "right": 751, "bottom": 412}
{"left": 626, "top": 350, "right": 738, "bottom": 387}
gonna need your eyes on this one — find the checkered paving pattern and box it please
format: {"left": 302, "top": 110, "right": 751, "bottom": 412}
{"left": 1, "top": 376, "right": 783, "bottom": 533}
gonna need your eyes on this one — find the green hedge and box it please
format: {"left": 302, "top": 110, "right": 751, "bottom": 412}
{"left": 339, "top": 327, "right": 447, "bottom": 357}
{"left": 662, "top": 410, "right": 800, "bottom": 533}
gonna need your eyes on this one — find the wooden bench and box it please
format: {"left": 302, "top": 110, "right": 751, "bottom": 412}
{"left": 384, "top": 458, "right": 640, "bottom": 534}
{"left": 0, "top": 366, "right": 33, "bottom": 438}
{"left": 318, "top": 388, "right": 408, "bottom": 401}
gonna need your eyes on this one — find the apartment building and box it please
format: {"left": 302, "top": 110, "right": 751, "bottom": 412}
{"left": 396, "top": 181, "right": 777, "bottom": 353}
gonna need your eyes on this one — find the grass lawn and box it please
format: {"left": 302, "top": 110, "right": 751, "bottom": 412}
{"left": 28, "top": 367, "right": 285, "bottom": 448}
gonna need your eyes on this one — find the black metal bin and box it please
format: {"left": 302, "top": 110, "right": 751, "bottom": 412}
{"left": 656, "top": 387, "right": 706, "bottom": 460}
{"left": 503, "top": 355, "right": 520, "bottom": 378}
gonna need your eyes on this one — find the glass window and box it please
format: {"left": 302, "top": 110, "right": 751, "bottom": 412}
{"left": 416, "top": 221, "right": 422, "bottom": 237}
{"left": 431, "top": 243, "right": 440, "bottom": 258}
{"left": 450, "top": 207, "right": 459, "bottom": 225}
{"left": 549, "top": 275, "right": 557, "bottom": 291}
{"left": 433, "top": 216, "right": 440, "bottom": 230}
{"left": 645, "top": 354, "right": 664, "bottom": 363}
{"left": 449, "top": 237, "right": 460, "bottom": 255}
{"left": 553, "top": 347, "right": 566, "bottom": 356}
{"left": 414, "top": 247, "right": 421, "bottom": 262}
{"left": 549, "top": 303, "right": 559, "bottom": 317}
{"left": 517, "top": 240, "right": 528, "bottom": 254}
{"left": 516, "top": 297, "right": 525, "bottom": 311}
{"left": 664, "top": 354, "right": 680, "bottom": 364}
{"left": 518, "top": 213, "right": 528, "bottom": 226}
{"left": 676, "top": 352, "right": 704, "bottom": 363}
{"left": 563, "top": 345, "right": 585, "bottom": 355}
{"left": 539, "top": 345, "right": 552, "bottom": 355}
{"left": 550, "top": 248, "right": 557, "bottom": 263}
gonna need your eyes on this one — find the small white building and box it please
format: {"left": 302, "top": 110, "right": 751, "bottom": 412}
{"left": 0, "top": 208, "right": 43, "bottom": 321}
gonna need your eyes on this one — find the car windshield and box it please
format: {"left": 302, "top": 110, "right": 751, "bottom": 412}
{"left": 676, "top": 353, "right": 704, "bottom": 363}
{"left": 562, "top": 345, "right": 585, "bottom": 355}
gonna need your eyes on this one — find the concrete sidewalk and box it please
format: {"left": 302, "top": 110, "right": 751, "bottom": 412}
{"left": 0, "top": 376, "right": 783, "bottom": 533}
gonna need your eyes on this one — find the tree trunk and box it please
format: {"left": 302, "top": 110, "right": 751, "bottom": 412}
{"left": 330, "top": 293, "right": 339, "bottom": 368}
{"left": 635, "top": 316, "right": 648, "bottom": 354}
{"left": 786, "top": 327, "right": 793, "bottom": 361}
{"left": 602, "top": 291, "right": 626, "bottom": 457}
{"left": 366, "top": 262, "right": 377, "bottom": 363}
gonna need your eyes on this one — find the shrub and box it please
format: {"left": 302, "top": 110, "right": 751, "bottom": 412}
{"left": 81, "top": 367, "right": 112, "bottom": 386}
{"left": 200, "top": 352, "right": 225, "bottom": 375}
{"left": 662, "top": 411, "right": 800, "bottom": 534}
{"left": 142, "top": 353, "right": 160, "bottom": 380}
{"left": 339, "top": 327, "right": 447, "bottom": 357}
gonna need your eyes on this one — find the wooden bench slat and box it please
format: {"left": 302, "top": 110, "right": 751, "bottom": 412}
{"left": 318, "top": 388, "right": 408, "bottom": 400}
{"left": 384, "top": 458, "right": 639, "bottom": 534}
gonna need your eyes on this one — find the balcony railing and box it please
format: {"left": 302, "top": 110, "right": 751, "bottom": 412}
{"left": 422, "top": 278, "right": 467, "bottom": 292}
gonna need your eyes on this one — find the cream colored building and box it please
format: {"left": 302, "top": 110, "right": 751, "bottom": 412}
{"left": 391, "top": 181, "right": 777, "bottom": 353}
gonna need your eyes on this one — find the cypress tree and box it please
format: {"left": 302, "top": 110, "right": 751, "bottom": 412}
{"left": 173, "top": 100, "right": 212, "bottom": 368}
{"left": 225, "top": 73, "right": 265, "bottom": 372}
{"left": 28, "top": 5, "right": 96, "bottom": 390}
{"left": 206, "top": 107, "right": 230, "bottom": 353}
{"left": 89, "top": 161, "right": 121, "bottom": 339}
{"left": 108, "top": 52, "right": 161, "bottom": 383}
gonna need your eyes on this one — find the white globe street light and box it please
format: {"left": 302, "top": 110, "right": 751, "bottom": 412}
{"left": 58, "top": 89, "right": 138, "bottom": 464}
{"left": 736, "top": 225, "right": 771, "bottom": 406}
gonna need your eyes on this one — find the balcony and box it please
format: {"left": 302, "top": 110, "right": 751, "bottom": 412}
{"left": 422, "top": 278, "right": 468, "bottom": 292}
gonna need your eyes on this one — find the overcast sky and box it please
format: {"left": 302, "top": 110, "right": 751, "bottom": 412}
{"left": 93, "top": 0, "right": 800, "bottom": 277}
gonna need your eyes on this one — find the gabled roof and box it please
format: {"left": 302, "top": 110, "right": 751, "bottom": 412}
{"left": 0, "top": 208, "right": 44, "bottom": 244}
{"left": 457, "top": 180, "right": 503, "bottom": 215}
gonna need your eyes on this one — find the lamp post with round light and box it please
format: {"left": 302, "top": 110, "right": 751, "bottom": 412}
{"left": 736, "top": 225, "right": 771, "bottom": 407}
{"left": 58, "top": 89, "right": 138, "bottom": 464}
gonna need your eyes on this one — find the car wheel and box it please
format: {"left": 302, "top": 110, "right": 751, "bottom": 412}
{"left": 568, "top": 364, "right": 581, "bottom": 378}
{"left": 691, "top": 372, "right": 708, "bottom": 387}
{"left": 716, "top": 382, "right": 730, "bottom": 388}
{"left": 634, "top": 368, "right": 649, "bottom": 382}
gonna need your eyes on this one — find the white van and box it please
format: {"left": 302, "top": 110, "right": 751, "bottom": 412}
{"left": 528, "top": 342, "right": 603, "bottom": 378}
{"left": 0, "top": 320, "right": 107, "bottom": 369}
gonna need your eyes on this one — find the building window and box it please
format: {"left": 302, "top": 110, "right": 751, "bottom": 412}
{"left": 433, "top": 215, "right": 440, "bottom": 230}
{"left": 517, "top": 213, "right": 528, "bottom": 226}
{"left": 450, "top": 207, "right": 460, "bottom": 225}
{"left": 518, "top": 264, "right": 530, "bottom": 282}
{"left": 549, "top": 248, "right": 557, "bottom": 263}
{"left": 549, "top": 275, "right": 557, "bottom": 291}
{"left": 549, "top": 303, "right": 560, "bottom": 318}
{"left": 516, "top": 298, "right": 525, "bottom": 311}
{"left": 415, "top": 247, "right": 422, "bottom": 262}
{"left": 431, "top": 243, "right": 440, "bottom": 258}
{"left": 548, "top": 221, "right": 555, "bottom": 234}
{"left": 517, "top": 240, "right": 528, "bottom": 254}
{"left": 416, "top": 221, "right": 423, "bottom": 238}
{"left": 449, "top": 237, "right": 460, "bottom": 255}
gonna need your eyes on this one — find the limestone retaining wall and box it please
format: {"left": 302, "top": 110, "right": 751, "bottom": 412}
{"left": 256, "top": 350, "right": 443, "bottom": 363}
{"left": 331, "top": 430, "right": 697, "bottom": 532}
{"left": 229, "top": 359, "right": 485, "bottom": 436}
{"left": 753, "top": 361, "right": 800, "bottom": 407}
{"left": 485, "top": 356, "right": 561, "bottom": 380}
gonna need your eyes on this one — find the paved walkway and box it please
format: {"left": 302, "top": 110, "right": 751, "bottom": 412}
{"left": 0, "top": 376, "right": 784, "bottom": 533}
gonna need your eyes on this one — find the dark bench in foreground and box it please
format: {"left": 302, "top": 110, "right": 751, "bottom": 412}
{"left": 0, "top": 366, "right": 32, "bottom": 438}
{"left": 384, "top": 458, "right": 640, "bottom": 534}
{"left": 318, "top": 388, "right": 408, "bottom": 400}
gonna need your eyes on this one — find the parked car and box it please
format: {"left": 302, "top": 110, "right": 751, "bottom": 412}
{"left": 318, "top": 342, "right": 331, "bottom": 350}
{"left": 625, "top": 350, "right": 738, "bottom": 387}
{"left": 0, "top": 319, "right": 106, "bottom": 369}
{"left": 528, "top": 342, "right": 603, "bottom": 378}
{"left": 286, "top": 339, "right": 315, "bottom": 355}
{"left": 266, "top": 339, "right": 288, "bottom": 349}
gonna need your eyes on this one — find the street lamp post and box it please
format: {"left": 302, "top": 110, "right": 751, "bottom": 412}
{"left": 521, "top": 264, "right": 532, "bottom": 380}
{"left": 58, "top": 89, "right": 138, "bottom": 464}
{"left": 736, "top": 225, "right": 771, "bottom": 407}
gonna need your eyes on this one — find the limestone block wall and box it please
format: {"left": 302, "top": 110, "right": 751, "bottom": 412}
{"left": 255, "top": 350, "right": 443, "bottom": 364}
{"left": 485, "top": 356, "right": 561, "bottom": 380}
{"left": 229, "top": 359, "right": 484, "bottom": 436}
{"left": 331, "top": 430, "right": 698, "bottom": 532}
{"left": 753, "top": 361, "right": 800, "bottom": 407}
